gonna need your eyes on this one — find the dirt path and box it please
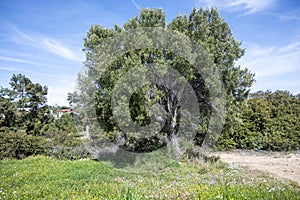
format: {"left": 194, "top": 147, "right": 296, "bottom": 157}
{"left": 215, "top": 150, "right": 300, "bottom": 185}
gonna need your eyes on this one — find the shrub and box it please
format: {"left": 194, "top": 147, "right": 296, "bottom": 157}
{"left": 217, "top": 90, "right": 300, "bottom": 151}
{"left": 0, "top": 128, "right": 46, "bottom": 159}
{"left": 44, "top": 129, "right": 90, "bottom": 160}
{"left": 47, "top": 144, "right": 90, "bottom": 160}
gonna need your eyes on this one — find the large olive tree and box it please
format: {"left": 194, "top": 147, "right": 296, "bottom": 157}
{"left": 74, "top": 8, "right": 254, "bottom": 152}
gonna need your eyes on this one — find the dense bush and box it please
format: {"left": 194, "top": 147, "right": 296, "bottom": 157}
{"left": 0, "top": 128, "right": 46, "bottom": 159}
{"left": 217, "top": 90, "right": 300, "bottom": 151}
{"left": 0, "top": 109, "right": 90, "bottom": 160}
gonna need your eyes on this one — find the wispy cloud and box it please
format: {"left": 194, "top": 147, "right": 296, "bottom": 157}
{"left": 130, "top": 0, "right": 140, "bottom": 11}
{"left": 0, "top": 66, "right": 18, "bottom": 71}
{"left": 41, "top": 38, "right": 81, "bottom": 61}
{"left": 268, "top": 9, "right": 300, "bottom": 21}
{"left": 200, "top": 0, "right": 276, "bottom": 15}
{"left": 8, "top": 25, "right": 83, "bottom": 62}
{"left": 238, "top": 41, "right": 300, "bottom": 93}
{"left": 239, "top": 41, "right": 300, "bottom": 76}
{"left": 0, "top": 66, "right": 32, "bottom": 73}
{"left": 0, "top": 55, "right": 42, "bottom": 66}
{"left": 0, "top": 65, "right": 64, "bottom": 77}
{"left": 0, "top": 55, "right": 69, "bottom": 70}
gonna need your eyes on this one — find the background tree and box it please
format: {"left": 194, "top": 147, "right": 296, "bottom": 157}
{"left": 0, "top": 74, "right": 48, "bottom": 134}
{"left": 0, "top": 95, "right": 16, "bottom": 128}
{"left": 9, "top": 74, "right": 48, "bottom": 112}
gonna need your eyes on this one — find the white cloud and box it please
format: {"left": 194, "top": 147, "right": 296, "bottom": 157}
{"left": 130, "top": 0, "right": 141, "bottom": 11}
{"left": 0, "top": 66, "right": 17, "bottom": 71}
{"left": 268, "top": 9, "right": 300, "bottom": 21}
{"left": 0, "top": 55, "right": 42, "bottom": 66}
{"left": 238, "top": 41, "right": 300, "bottom": 93}
{"left": 0, "top": 55, "right": 71, "bottom": 70}
{"left": 239, "top": 42, "right": 300, "bottom": 76}
{"left": 0, "top": 66, "right": 31, "bottom": 73}
{"left": 278, "top": 14, "right": 300, "bottom": 21}
{"left": 8, "top": 25, "right": 84, "bottom": 63}
{"left": 200, "top": 0, "right": 275, "bottom": 15}
{"left": 41, "top": 38, "right": 80, "bottom": 61}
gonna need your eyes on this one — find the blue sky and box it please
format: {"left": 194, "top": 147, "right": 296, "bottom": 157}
{"left": 0, "top": 0, "right": 299, "bottom": 106}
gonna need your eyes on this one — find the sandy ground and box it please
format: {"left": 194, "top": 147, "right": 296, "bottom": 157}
{"left": 215, "top": 150, "right": 300, "bottom": 185}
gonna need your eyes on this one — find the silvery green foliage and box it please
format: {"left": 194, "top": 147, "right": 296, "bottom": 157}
{"left": 71, "top": 8, "right": 253, "bottom": 171}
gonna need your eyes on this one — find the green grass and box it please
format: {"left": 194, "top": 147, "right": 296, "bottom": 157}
{"left": 0, "top": 156, "right": 299, "bottom": 199}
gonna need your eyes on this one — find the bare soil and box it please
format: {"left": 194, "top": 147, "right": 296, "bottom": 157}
{"left": 215, "top": 150, "right": 300, "bottom": 185}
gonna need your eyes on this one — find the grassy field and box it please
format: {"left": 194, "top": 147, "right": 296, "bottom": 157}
{"left": 0, "top": 156, "right": 299, "bottom": 199}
